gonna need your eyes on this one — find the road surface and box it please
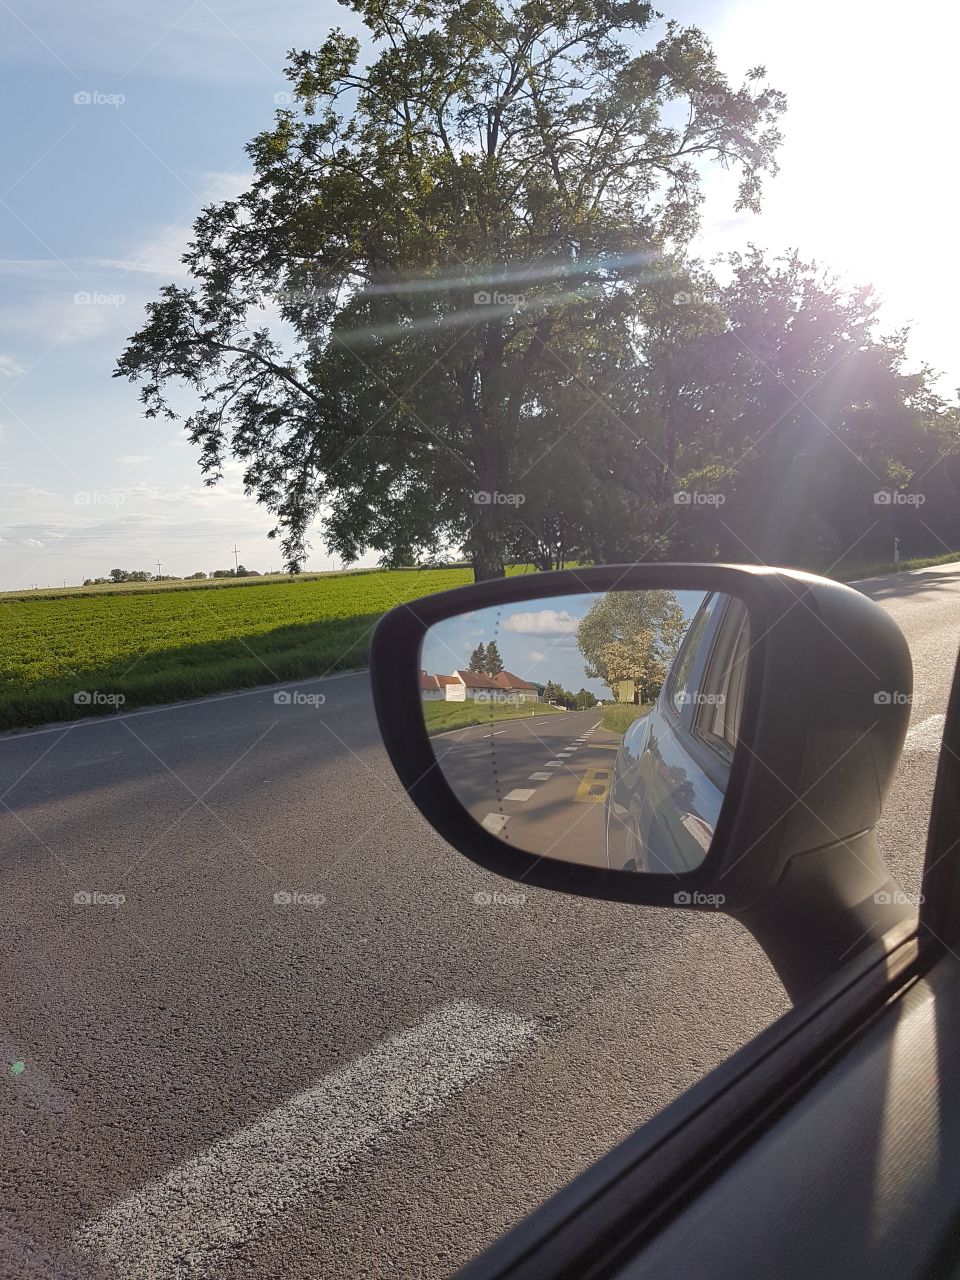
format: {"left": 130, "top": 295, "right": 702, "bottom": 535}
{"left": 432, "top": 712, "right": 618, "bottom": 864}
{"left": 0, "top": 564, "right": 957, "bottom": 1279}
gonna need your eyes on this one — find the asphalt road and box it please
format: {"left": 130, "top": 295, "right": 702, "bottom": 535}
{"left": 1, "top": 563, "right": 958, "bottom": 1279}
{"left": 433, "top": 712, "right": 618, "bottom": 865}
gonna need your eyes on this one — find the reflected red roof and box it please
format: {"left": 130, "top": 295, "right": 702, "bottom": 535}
{"left": 493, "top": 670, "right": 537, "bottom": 691}
{"left": 454, "top": 669, "right": 502, "bottom": 689}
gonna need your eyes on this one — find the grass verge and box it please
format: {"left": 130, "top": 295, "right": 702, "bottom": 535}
{"left": 601, "top": 703, "right": 651, "bottom": 734}
{"left": 833, "top": 549, "right": 960, "bottom": 581}
{"left": 423, "top": 700, "right": 565, "bottom": 735}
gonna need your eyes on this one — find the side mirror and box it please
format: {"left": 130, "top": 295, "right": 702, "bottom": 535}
{"left": 371, "top": 564, "right": 914, "bottom": 1001}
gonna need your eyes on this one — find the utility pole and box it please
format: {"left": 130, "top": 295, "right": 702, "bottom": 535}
{"left": 894, "top": 537, "right": 901, "bottom": 569}
{"left": 232, "top": 545, "right": 240, "bottom": 576}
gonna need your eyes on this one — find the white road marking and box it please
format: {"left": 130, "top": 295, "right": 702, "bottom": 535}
{"left": 504, "top": 788, "right": 536, "bottom": 802}
{"left": 74, "top": 1001, "right": 536, "bottom": 1279}
{"left": 482, "top": 731, "right": 506, "bottom": 738}
{"left": 528, "top": 772, "right": 551, "bottom": 781}
{"left": 69, "top": 752, "right": 123, "bottom": 768}
{"left": 481, "top": 813, "right": 509, "bottom": 834}
{"left": 545, "top": 760, "right": 563, "bottom": 768}
{"left": 904, "top": 713, "right": 946, "bottom": 753}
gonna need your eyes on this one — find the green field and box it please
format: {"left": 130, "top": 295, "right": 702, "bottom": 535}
{"left": 6, "top": 548, "right": 958, "bottom": 733}
{"left": 0, "top": 564, "right": 452, "bottom": 603}
{"left": 423, "top": 700, "right": 565, "bottom": 735}
{"left": 0, "top": 566, "right": 538, "bottom": 731}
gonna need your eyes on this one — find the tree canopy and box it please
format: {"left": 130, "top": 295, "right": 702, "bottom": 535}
{"left": 577, "top": 588, "right": 685, "bottom": 699}
{"left": 115, "top": 0, "right": 959, "bottom": 578}
{"left": 116, "top": 0, "right": 785, "bottom": 578}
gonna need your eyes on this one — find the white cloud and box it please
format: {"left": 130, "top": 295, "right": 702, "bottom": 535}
{"left": 502, "top": 609, "right": 579, "bottom": 636}
{"left": 528, "top": 649, "right": 546, "bottom": 662}
{"left": 115, "top": 454, "right": 151, "bottom": 465}
{"left": 0, "top": 354, "right": 26, "bottom": 378}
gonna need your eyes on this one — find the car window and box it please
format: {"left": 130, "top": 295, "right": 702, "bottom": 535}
{"left": 668, "top": 593, "right": 723, "bottom": 717}
{"left": 694, "top": 597, "right": 750, "bottom": 759}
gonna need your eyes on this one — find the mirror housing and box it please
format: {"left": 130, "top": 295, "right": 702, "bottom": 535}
{"left": 371, "top": 564, "right": 914, "bottom": 999}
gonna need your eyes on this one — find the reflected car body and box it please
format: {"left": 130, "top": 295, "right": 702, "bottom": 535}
{"left": 605, "top": 592, "right": 749, "bottom": 874}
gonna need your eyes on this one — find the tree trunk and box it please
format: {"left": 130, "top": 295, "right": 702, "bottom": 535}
{"left": 469, "top": 404, "right": 507, "bottom": 581}
{"left": 470, "top": 503, "right": 506, "bottom": 580}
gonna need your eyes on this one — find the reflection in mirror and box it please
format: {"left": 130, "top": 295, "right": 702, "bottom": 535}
{"left": 420, "top": 589, "right": 750, "bottom": 874}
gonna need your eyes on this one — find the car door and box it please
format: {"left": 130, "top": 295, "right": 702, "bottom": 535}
{"left": 607, "top": 593, "right": 749, "bottom": 874}
{"left": 371, "top": 562, "right": 955, "bottom": 1280}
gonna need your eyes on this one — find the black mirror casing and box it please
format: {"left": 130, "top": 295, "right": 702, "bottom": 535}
{"left": 371, "top": 564, "right": 913, "bottom": 998}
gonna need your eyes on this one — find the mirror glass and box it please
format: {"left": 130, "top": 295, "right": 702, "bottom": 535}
{"left": 420, "top": 588, "right": 750, "bottom": 873}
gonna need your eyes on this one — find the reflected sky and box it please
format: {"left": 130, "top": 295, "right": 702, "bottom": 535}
{"left": 421, "top": 591, "right": 707, "bottom": 697}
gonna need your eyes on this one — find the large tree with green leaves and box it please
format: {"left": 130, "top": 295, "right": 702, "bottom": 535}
{"left": 577, "top": 588, "right": 685, "bottom": 699}
{"left": 116, "top": 0, "right": 785, "bottom": 578}
{"left": 617, "top": 248, "right": 960, "bottom": 569}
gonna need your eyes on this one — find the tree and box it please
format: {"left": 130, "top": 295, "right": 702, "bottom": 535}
{"left": 484, "top": 640, "right": 504, "bottom": 675}
{"left": 618, "top": 248, "right": 960, "bottom": 569}
{"left": 577, "top": 590, "right": 685, "bottom": 700}
{"left": 187, "top": 571, "right": 208, "bottom": 579}
{"left": 116, "top": 1, "right": 784, "bottom": 579}
{"left": 574, "top": 688, "right": 598, "bottom": 709}
{"left": 468, "top": 642, "right": 487, "bottom": 672}
{"left": 543, "top": 679, "right": 564, "bottom": 703}
{"left": 599, "top": 632, "right": 664, "bottom": 703}
{"left": 107, "top": 568, "right": 152, "bottom": 583}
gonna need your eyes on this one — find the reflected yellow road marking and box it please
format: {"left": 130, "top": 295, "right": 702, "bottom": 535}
{"left": 574, "top": 768, "right": 611, "bottom": 803}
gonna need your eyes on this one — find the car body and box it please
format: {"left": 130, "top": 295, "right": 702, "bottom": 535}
{"left": 605, "top": 590, "right": 751, "bottom": 874}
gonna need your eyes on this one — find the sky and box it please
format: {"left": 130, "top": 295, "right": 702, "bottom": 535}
{"left": 421, "top": 590, "right": 707, "bottom": 697}
{"left": 1, "top": 0, "right": 957, "bottom": 589}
